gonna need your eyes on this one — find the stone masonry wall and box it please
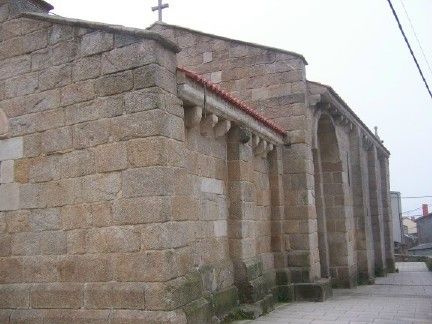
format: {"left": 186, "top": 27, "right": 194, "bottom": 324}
{"left": 149, "top": 23, "right": 322, "bottom": 283}
{"left": 183, "top": 122, "right": 236, "bottom": 305}
{"left": 0, "top": 2, "right": 198, "bottom": 322}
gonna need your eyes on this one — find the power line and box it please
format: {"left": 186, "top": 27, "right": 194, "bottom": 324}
{"left": 402, "top": 207, "right": 421, "bottom": 214}
{"left": 399, "top": 0, "right": 432, "bottom": 78}
{"left": 386, "top": 0, "right": 432, "bottom": 99}
{"left": 401, "top": 196, "right": 432, "bottom": 199}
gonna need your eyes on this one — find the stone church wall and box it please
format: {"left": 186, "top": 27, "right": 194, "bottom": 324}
{"left": 0, "top": 1, "right": 395, "bottom": 321}
{"left": 149, "top": 23, "right": 323, "bottom": 283}
{"left": 183, "top": 123, "right": 235, "bottom": 300}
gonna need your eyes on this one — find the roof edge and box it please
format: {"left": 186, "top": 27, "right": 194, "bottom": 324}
{"left": 19, "top": 12, "right": 180, "bottom": 53}
{"left": 148, "top": 21, "right": 307, "bottom": 65}
{"left": 308, "top": 80, "right": 390, "bottom": 155}
{"left": 178, "top": 67, "right": 287, "bottom": 137}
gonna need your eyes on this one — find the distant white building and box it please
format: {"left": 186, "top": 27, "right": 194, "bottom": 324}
{"left": 403, "top": 217, "right": 417, "bottom": 235}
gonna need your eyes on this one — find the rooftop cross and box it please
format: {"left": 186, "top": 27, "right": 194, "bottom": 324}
{"left": 152, "top": 0, "right": 169, "bottom": 22}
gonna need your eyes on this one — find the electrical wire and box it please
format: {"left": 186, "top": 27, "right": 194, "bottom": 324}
{"left": 386, "top": 0, "right": 432, "bottom": 99}
{"left": 399, "top": 0, "right": 432, "bottom": 78}
{"left": 401, "top": 196, "right": 432, "bottom": 199}
{"left": 402, "top": 207, "right": 421, "bottom": 214}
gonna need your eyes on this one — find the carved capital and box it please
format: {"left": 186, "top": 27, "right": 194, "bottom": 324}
{"left": 214, "top": 120, "right": 231, "bottom": 138}
{"left": 200, "top": 113, "right": 218, "bottom": 136}
{"left": 361, "top": 133, "right": 373, "bottom": 151}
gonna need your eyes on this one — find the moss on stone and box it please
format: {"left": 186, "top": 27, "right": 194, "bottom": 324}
{"left": 275, "top": 269, "right": 290, "bottom": 285}
{"left": 245, "top": 259, "right": 263, "bottom": 281}
{"left": 273, "top": 285, "right": 295, "bottom": 302}
{"left": 374, "top": 267, "right": 387, "bottom": 277}
{"left": 425, "top": 258, "right": 432, "bottom": 271}
{"left": 386, "top": 258, "right": 396, "bottom": 273}
{"left": 182, "top": 298, "right": 211, "bottom": 324}
{"left": 210, "top": 286, "right": 239, "bottom": 317}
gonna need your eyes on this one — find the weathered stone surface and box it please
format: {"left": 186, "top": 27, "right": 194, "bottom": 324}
{"left": 141, "top": 222, "right": 191, "bottom": 250}
{"left": 81, "top": 173, "right": 121, "bottom": 202}
{"left": 93, "top": 142, "right": 127, "bottom": 172}
{"left": 95, "top": 70, "right": 133, "bottom": 96}
{"left": 72, "top": 119, "right": 110, "bottom": 149}
{"left": 52, "top": 41, "right": 78, "bottom": 65}
{"left": 72, "top": 54, "right": 101, "bottom": 81}
{"left": 0, "top": 284, "right": 29, "bottom": 308}
{"left": 39, "top": 64, "right": 72, "bottom": 91}
{"left": 65, "top": 95, "right": 123, "bottom": 125}
{"left": 133, "top": 64, "right": 176, "bottom": 94}
{"left": 127, "top": 136, "right": 184, "bottom": 168}
{"left": 110, "top": 309, "right": 187, "bottom": 324}
{"left": 57, "top": 255, "right": 111, "bottom": 282}
{"left": 60, "top": 149, "right": 95, "bottom": 178}
{"left": 49, "top": 24, "right": 74, "bottom": 45}
{"left": 0, "top": 159, "right": 14, "bottom": 183}
{"left": 101, "top": 41, "right": 157, "bottom": 74}
{"left": 87, "top": 226, "right": 140, "bottom": 253}
{"left": 5, "top": 72, "right": 38, "bottom": 98}
{"left": 113, "top": 196, "right": 170, "bottom": 225}
{"left": 122, "top": 167, "right": 176, "bottom": 198}
{"left": 30, "top": 283, "right": 82, "bottom": 309}
{"left": 0, "top": 233, "right": 11, "bottom": 256}
{"left": 0, "top": 137, "right": 23, "bottom": 160}
{"left": 113, "top": 251, "right": 178, "bottom": 282}
{"left": 84, "top": 282, "right": 146, "bottom": 309}
{"left": 41, "top": 127, "right": 72, "bottom": 153}
{"left": 60, "top": 80, "right": 95, "bottom": 105}
{"left": 11, "top": 230, "right": 66, "bottom": 255}
{"left": 0, "top": 183, "right": 19, "bottom": 211}
{"left": 79, "top": 31, "right": 113, "bottom": 56}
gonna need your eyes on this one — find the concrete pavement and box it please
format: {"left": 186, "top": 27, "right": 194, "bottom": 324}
{"left": 238, "top": 262, "right": 432, "bottom": 324}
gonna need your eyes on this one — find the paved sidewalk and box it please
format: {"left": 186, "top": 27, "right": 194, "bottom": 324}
{"left": 241, "top": 262, "right": 432, "bottom": 324}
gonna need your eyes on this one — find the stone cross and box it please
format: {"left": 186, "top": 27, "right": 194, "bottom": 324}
{"left": 152, "top": 0, "right": 169, "bottom": 22}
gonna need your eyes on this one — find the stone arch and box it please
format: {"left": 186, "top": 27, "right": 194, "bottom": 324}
{"left": 313, "top": 113, "right": 356, "bottom": 287}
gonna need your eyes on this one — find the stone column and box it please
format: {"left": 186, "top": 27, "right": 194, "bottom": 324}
{"left": 227, "top": 126, "right": 274, "bottom": 311}
{"left": 312, "top": 147, "right": 330, "bottom": 279}
{"left": 350, "top": 131, "right": 375, "bottom": 283}
{"left": 282, "top": 143, "right": 321, "bottom": 283}
{"left": 379, "top": 155, "right": 395, "bottom": 272}
{"left": 367, "top": 147, "right": 387, "bottom": 275}
{"left": 269, "top": 146, "right": 286, "bottom": 268}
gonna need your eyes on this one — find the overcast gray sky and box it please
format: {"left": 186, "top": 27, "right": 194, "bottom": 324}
{"left": 48, "top": 0, "right": 432, "bottom": 216}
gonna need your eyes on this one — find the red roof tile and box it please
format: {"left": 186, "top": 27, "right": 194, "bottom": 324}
{"left": 178, "top": 67, "right": 286, "bottom": 136}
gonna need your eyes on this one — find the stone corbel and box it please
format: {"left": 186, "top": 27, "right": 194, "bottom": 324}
{"left": 324, "top": 103, "right": 339, "bottom": 117}
{"left": 184, "top": 106, "right": 203, "bottom": 128}
{"left": 361, "top": 133, "right": 373, "bottom": 151}
{"left": 214, "top": 119, "right": 231, "bottom": 138}
{"left": 309, "top": 94, "right": 321, "bottom": 108}
{"left": 252, "top": 133, "right": 260, "bottom": 148}
{"left": 265, "top": 143, "right": 274, "bottom": 156}
{"left": 255, "top": 139, "right": 268, "bottom": 156}
{"left": 200, "top": 113, "right": 218, "bottom": 136}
